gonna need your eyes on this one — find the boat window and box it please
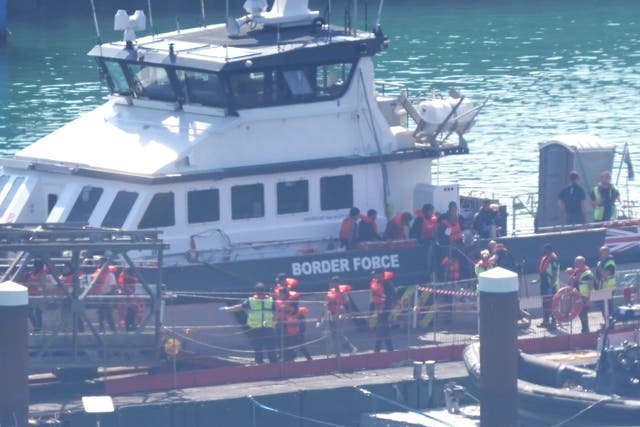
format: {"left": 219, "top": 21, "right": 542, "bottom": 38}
{"left": 178, "top": 70, "right": 227, "bottom": 108}
{"left": 138, "top": 192, "right": 175, "bottom": 229}
{"left": 282, "top": 70, "right": 313, "bottom": 97}
{"left": 320, "top": 175, "right": 353, "bottom": 211}
{"left": 188, "top": 189, "right": 220, "bottom": 223}
{"left": 231, "top": 184, "right": 264, "bottom": 219}
{"left": 66, "top": 186, "right": 103, "bottom": 223}
{"left": 47, "top": 194, "right": 57, "bottom": 214}
{"left": 229, "top": 72, "right": 266, "bottom": 109}
{"left": 125, "top": 63, "right": 176, "bottom": 102}
{"left": 102, "top": 191, "right": 138, "bottom": 228}
{"left": 277, "top": 180, "right": 309, "bottom": 214}
{"left": 101, "top": 60, "right": 131, "bottom": 96}
{"left": 316, "top": 63, "right": 353, "bottom": 98}
{"left": 0, "top": 176, "right": 23, "bottom": 218}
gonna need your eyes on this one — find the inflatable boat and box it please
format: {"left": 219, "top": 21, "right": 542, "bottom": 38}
{"left": 463, "top": 328, "right": 640, "bottom": 426}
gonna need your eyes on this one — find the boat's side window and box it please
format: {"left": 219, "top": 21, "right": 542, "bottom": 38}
{"left": 277, "top": 180, "right": 309, "bottom": 214}
{"left": 125, "top": 63, "right": 176, "bottom": 102}
{"left": 66, "top": 186, "right": 104, "bottom": 223}
{"left": 100, "top": 60, "right": 131, "bottom": 96}
{"left": 139, "top": 192, "right": 175, "bottom": 229}
{"left": 188, "top": 189, "right": 220, "bottom": 223}
{"left": 320, "top": 175, "right": 353, "bottom": 211}
{"left": 0, "top": 176, "right": 23, "bottom": 219}
{"left": 316, "top": 63, "right": 353, "bottom": 98}
{"left": 231, "top": 184, "right": 264, "bottom": 220}
{"left": 180, "top": 71, "right": 227, "bottom": 108}
{"left": 281, "top": 70, "right": 314, "bottom": 99}
{"left": 102, "top": 191, "right": 139, "bottom": 228}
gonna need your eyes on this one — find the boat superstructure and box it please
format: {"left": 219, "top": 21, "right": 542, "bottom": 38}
{"left": 0, "top": 0, "right": 476, "bottom": 290}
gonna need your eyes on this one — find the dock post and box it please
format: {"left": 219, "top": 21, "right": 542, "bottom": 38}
{"left": 478, "top": 267, "right": 519, "bottom": 427}
{"left": 0, "top": 281, "right": 29, "bottom": 426}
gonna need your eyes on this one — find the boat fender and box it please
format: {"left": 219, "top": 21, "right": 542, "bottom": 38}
{"left": 551, "top": 286, "right": 584, "bottom": 323}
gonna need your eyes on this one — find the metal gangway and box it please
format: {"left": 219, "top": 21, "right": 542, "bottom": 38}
{"left": 0, "top": 223, "right": 168, "bottom": 374}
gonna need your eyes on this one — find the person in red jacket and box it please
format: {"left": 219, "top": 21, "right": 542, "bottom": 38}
{"left": 89, "top": 256, "right": 117, "bottom": 333}
{"left": 383, "top": 212, "right": 412, "bottom": 240}
{"left": 370, "top": 270, "right": 396, "bottom": 352}
{"left": 319, "top": 276, "right": 358, "bottom": 356}
{"left": 284, "top": 306, "right": 312, "bottom": 362}
{"left": 340, "top": 207, "right": 361, "bottom": 249}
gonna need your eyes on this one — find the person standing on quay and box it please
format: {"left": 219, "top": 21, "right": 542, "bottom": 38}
{"left": 590, "top": 170, "right": 622, "bottom": 222}
{"left": 370, "top": 270, "right": 396, "bottom": 352}
{"left": 319, "top": 276, "right": 358, "bottom": 356}
{"left": 538, "top": 243, "right": 559, "bottom": 330}
{"left": 222, "top": 283, "right": 277, "bottom": 364}
{"left": 557, "top": 171, "right": 587, "bottom": 225}
{"left": 596, "top": 245, "right": 617, "bottom": 322}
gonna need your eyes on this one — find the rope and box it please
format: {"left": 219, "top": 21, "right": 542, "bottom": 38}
{"left": 248, "top": 395, "right": 349, "bottom": 427}
{"left": 549, "top": 396, "right": 615, "bottom": 427}
{"left": 355, "top": 387, "right": 455, "bottom": 427}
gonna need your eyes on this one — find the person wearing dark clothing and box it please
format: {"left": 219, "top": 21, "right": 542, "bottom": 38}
{"left": 284, "top": 306, "right": 312, "bottom": 362}
{"left": 557, "top": 171, "right": 587, "bottom": 225}
{"left": 538, "top": 243, "right": 560, "bottom": 330}
{"left": 568, "top": 256, "right": 594, "bottom": 333}
{"left": 488, "top": 240, "right": 515, "bottom": 271}
{"left": 410, "top": 203, "right": 438, "bottom": 243}
{"left": 370, "top": 270, "right": 396, "bottom": 352}
{"left": 472, "top": 199, "right": 498, "bottom": 239}
{"left": 590, "top": 170, "right": 622, "bottom": 222}
{"left": 223, "top": 283, "right": 278, "bottom": 364}
{"left": 358, "top": 209, "right": 381, "bottom": 242}
{"left": 438, "top": 202, "right": 464, "bottom": 249}
{"left": 596, "top": 245, "right": 616, "bottom": 322}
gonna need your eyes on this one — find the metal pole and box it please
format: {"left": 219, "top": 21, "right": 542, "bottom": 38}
{"left": 89, "top": 0, "right": 101, "bottom": 41}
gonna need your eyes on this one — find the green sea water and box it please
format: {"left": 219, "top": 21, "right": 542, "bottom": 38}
{"left": 1, "top": 0, "right": 639, "bottom": 212}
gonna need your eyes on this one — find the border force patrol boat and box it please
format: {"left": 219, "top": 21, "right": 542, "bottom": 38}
{"left": 0, "top": 0, "right": 485, "bottom": 292}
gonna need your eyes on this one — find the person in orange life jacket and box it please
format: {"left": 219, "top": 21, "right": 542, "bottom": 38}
{"left": 274, "top": 283, "right": 300, "bottom": 360}
{"left": 438, "top": 201, "right": 464, "bottom": 249}
{"left": 318, "top": 276, "right": 358, "bottom": 355}
{"left": 222, "top": 282, "right": 278, "bottom": 364}
{"left": 441, "top": 253, "right": 461, "bottom": 282}
{"left": 410, "top": 203, "right": 438, "bottom": 243}
{"left": 283, "top": 305, "right": 312, "bottom": 362}
{"left": 370, "top": 270, "right": 396, "bottom": 352}
{"left": 23, "top": 258, "right": 51, "bottom": 332}
{"left": 358, "top": 209, "right": 382, "bottom": 242}
{"left": 383, "top": 211, "right": 412, "bottom": 240}
{"left": 90, "top": 256, "right": 117, "bottom": 333}
{"left": 488, "top": 240, "right": 515, "bottom": 271}
{"left": 340, "top": 207, "right": 361, "bottom": 249}
{"left": 472, "top": 198, "right": 498, "bottom": 239}
{"left": 568, "top": 256, "right": 594, "bottom": 333}
{"left": 116, "top": 267, "right": 143, "bottom": 331}
{"left": 538, "top": 243, "right": 560, "bottom": 330}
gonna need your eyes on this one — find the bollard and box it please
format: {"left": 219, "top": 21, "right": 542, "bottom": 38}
{"left": 0, "top": 281, "right": 29, "bottom": 426}
{"left": 478, "top": 267, "right": 519, "bottom": 427}
{"left": 425, "top": 360, "right": 436, "bottom": 405}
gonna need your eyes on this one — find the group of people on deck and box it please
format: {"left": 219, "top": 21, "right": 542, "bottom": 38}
{"left": 221, "top": 269, "right": 399, "bottom": 364}
{"left": 557, "top": 169, "right": 623, "bottom": 224}
{"left": 21, "top": 256, "right": 144, "bottom": 333}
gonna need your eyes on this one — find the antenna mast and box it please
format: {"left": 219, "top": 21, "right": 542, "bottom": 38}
{"left": 89, "top": 0, "right": 101, "bottom": 41}
{"left": 147, "top": 0, "right": 155, "bottom": 36}
{"left": 201, "top": 0, "right": 206, "bottom": 27}
{"left": 375, "top": 0, "right": 384, "bottom": 29}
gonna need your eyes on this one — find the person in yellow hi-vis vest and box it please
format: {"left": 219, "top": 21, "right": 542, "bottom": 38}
{"left": 568, "top": 256, "right": 594, "bottom": 333}
{"left": 222, "top": 282, "right": 277, "bottom": 364}
{"left": 596, "top": 245, "right": 617, "bottom": 322}
{"left": 590, "top": 170, "right": 622, "bottom": 222}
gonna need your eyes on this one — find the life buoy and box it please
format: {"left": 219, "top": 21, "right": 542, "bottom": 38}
{"left": 551, "top": 286, "right": 584, "bottom": 323}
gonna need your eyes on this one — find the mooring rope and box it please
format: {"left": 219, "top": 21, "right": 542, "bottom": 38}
{"left": 247, "top": 396, "right": 349, "bottom": 427}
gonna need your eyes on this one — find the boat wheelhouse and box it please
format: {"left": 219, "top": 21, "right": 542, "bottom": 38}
{"left": 0, "top": 0, "right": 478, "bottom": 291}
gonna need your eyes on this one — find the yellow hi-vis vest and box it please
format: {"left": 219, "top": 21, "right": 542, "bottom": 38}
{"left": 592, "top": 185, "right": 618, "bottom": 221}
{"left": 601, "top": 258, "right": 617, "bottom": 290}
{"left": 247, "top": 296, "right": 274, "bottom": 329}
{"left": 578, "top": 269, "right": 593, "bottom": 299}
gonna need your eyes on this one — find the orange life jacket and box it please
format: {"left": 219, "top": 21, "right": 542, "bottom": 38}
{"left": 370, "top": 278, "right": 385, "bottom": 305}
{"left": 340, "top": 217, "right": 357, "bottom": 241}
{"left": 441, "top": 219, "right": 462, "bottom": 241}
{"left": 327, "top": 287, "right": 345, "bottom": 314}
{"left": 441, "top": 256, "right": 461, "bottom": 280}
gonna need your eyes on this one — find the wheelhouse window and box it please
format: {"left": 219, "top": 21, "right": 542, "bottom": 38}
{"left": 231, "top": 184, "right": 264, "bottom": 219}
{"left": 138, "top": 192, "right": 175, "bottom": 229}
{"left": 316, "top": 63, "right": 353, "bottom": 98}
{"left": 102, "top": 191, "right": 138, "bottom": 228}
{"left": 178, "top": 71, "right": 227, "bottom": 108}
{"left": 320, "top": 175, "right": 353, "bottom": 211}
{"left": 66, "top": 186, "right": 103, "bottom": 223}
{"left": 188, "top": 189, "right": 220, "bottom": 223}
{"left": 277, "top": 180, "right": 309, "bottom": 214}
{"left": 125, "top": 63, "right": 176, "bottom": 102}
{"left": 101, "top": 60, "right": 131, "bottom": 96}
{"left": 0, "top": 176, "right": 22, "bottom": 218}
{"left": 230, "top": 72, "right": 267, "bottom": 109}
